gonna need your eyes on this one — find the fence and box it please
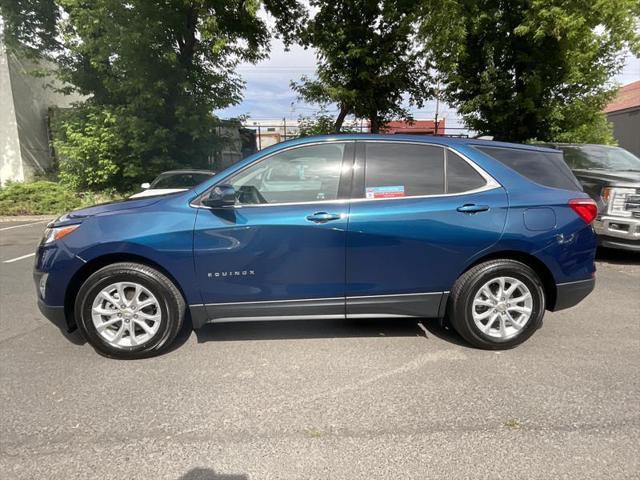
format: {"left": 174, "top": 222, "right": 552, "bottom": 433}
{"left": 240, "top": 122, "right": 470, "bottom": 151}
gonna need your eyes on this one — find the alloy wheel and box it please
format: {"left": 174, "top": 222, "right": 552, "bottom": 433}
{"left": 91, "top": 282, "right": 162, "bottom": 348}
{"left": 471, "top": 276, "right": 533, "bottom": 340}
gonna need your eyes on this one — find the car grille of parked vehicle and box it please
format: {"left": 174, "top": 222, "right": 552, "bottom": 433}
{"left": 602, "top": 187, "right": 640, "bottom": 218}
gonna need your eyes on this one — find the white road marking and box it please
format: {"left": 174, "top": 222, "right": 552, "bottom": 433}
{"left": 3, "top": 252, "right": 36, "bottom": 264}
{"left": 417, "top": 321, "right": 429, "bottom": 337}
{"left": 0, "top": 220, "right": 47, "bottom": 232}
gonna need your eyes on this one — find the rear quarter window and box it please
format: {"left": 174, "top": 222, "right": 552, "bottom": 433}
{"left": 475, "top": 146, "right": 582, "bottom": 191}
{"left": 446, "top": 151, "right": 487, "bottom": 193}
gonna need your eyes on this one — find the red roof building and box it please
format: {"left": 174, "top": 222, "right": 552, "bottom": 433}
{"left": 382, "top": 119, "right": 446, "bottom": 135}
{"left": 604, "top": 81, "right": 640, "bottom": 157}
{"left": 604, "top": 80, "right": 640, "bottom": 114}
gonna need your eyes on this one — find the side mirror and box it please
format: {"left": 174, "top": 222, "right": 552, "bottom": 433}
{"left": 203, "top": 185, "right": 236, "bottom": 208}
{"left": 141, "top": 182, "right": 151, "bottom": 190}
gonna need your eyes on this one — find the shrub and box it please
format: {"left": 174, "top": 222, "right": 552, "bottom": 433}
{"left": 50, "top": 102, "right": 220, "bottom": 193}
{"left": 0, "top": 181, "right": 122, "bottom": 216}
{"left": 51, "top": 106, "right": 124, "bottom": 192}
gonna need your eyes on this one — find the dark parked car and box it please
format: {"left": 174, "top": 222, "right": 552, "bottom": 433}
{"left": 544, "top": 144, "right": 640, "bottom": 252}
{"left": 35, "top": 135, "right": 597, "bottom": 359}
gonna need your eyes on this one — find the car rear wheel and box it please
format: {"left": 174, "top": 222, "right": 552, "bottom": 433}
{"left": 75, "top": 262, "right": 185, "bottom": 359}
{"left": 447, "top": 259, "right": 545, "bottom": 349}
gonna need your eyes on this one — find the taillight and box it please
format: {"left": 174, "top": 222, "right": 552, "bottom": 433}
{"left": 569, "top": 198, "right": 598, "bottom": 224}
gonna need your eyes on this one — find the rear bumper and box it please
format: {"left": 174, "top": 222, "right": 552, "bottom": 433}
{"left": 598, "top": 236, "right": 640, "bottom": 252}
{"left": 551, "top": 278, "right": 595, "bottom": 311}
{"left": 594, "top": 216, "right": 640, "bottom": 251}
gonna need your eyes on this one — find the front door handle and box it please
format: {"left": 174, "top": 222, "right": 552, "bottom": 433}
{"left": 306, "top": 212, "right": 342, "bottom": 223}
{"left": 456, "top": 204, "right": 490, "bottom": 214}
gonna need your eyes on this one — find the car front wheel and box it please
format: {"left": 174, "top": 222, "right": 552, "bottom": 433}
{"left": 448, "top": 259, "right": 546, "bottom": 349}
{"left": 75, "top": 262, "right": 185, "bottom": 359}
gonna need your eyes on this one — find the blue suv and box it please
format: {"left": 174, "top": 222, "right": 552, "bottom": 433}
{"left": 35, "top": 135, "right": 598, "bottom": 358}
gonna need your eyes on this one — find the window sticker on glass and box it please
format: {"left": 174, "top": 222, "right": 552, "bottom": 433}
{"left": 366, "top": 185, "right": 405, "bottom": 199}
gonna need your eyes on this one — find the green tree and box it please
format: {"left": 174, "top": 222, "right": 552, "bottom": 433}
{"left": 0, "top": 0, "right": 60, "bottom": 55}
{"left": 298, "top": 110, "right": 337, "bottom": 137}
{"left": 420, "top": 0, "right": 640, "bottom": 143}
{"left": 292, "top": 0, "right": 432, "bottom": 133}
{"left": 0, "top": 0, "right": 304, "bottom": 191}
{"left": 297, "top": 107, "right": 361, "bottom": 137}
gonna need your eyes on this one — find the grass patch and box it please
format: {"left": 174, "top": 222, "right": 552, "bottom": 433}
{"left": 304, "top": 428, "right": 324, "bottom": 438}
{"left": 0, "top": 181, "right": 123, "bottom": 216}
{"left": 504, "top": 418, "right": 522, "bottom": 430}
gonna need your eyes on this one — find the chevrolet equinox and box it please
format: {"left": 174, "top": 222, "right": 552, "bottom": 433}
{"left": 35, "top": 135, "right": 598, "bottom": 359}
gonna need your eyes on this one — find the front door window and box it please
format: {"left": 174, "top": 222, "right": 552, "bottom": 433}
{"left": 228, "top": 143, "right": 346, "bottom": 205}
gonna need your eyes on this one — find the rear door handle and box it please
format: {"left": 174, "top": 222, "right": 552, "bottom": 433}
{"left": 306, "top": 212, "right": 342, "bottom": 223}
{"left": 456, "top": 204, "right": 490, "bottom": 214}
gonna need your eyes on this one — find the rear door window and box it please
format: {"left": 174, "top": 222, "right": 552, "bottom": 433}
{"left": 364, "top": 143, "right": 445, "bottom": 198}
{"left": 475, "top": 146, "right": 582, "bottom": 191}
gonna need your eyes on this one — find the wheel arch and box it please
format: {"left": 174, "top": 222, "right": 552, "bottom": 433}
{"left": 460, "top": 250, "right": 557, "bottom": 310}
{"left": 64, "top": 253, "right": 188, "bottom": 330}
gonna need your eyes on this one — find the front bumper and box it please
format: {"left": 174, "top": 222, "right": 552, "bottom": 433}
{"left": 37, "top": 298, "right": 73, "bottom": 332}
{"left": 551, "top": 278, "right": 595, "bottom": 311}
{"left": 593, "top": 215, "right": 640, "bottom": 251}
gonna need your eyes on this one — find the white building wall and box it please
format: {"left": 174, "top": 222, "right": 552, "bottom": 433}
{"left": 0, "top": 43, "right": 24, "bottom": 184}
{"left": 0, "top": 39, "right": 85, "bottom": 185}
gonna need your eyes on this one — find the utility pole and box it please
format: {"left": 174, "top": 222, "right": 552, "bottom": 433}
{"left": 434, "top": 80, "right": 441, "bottom": 136}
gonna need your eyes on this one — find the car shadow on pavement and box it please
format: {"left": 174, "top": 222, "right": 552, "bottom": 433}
{"left": 50, "top": 308, "right": 471, "bottom": 352}
{"left": 596, "top": 247, "right": 639, "bottom": 265}
{"left": 193, "top": 316, "right": 469, "bottom": 347}
{"left": 55, "top": 326, "right": 86, "bottom": 346}
{"left": 178, "top": 468, "right": 247, "bottom": 479}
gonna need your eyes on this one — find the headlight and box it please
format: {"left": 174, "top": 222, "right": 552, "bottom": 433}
{"left": 601, "top": 187, "right": 635, "bottom": 218}
{"left": 42, "top": 224, "right": 80, "bottom": 244}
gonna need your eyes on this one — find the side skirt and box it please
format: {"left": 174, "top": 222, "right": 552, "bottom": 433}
{"left": 189, "top": 292, "right": 447, "bottom": 329}
{"left": 346, "top": 292, "right": 444, "bottom": 318}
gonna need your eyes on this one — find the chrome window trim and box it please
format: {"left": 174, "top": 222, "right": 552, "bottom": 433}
{"left": 191, "top": 139, "right": 502, "bottom": 210}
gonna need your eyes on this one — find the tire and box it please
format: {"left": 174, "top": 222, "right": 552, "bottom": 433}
{"left": 75, "top": 262, "right": 185, "bottom": 359}
{"left": 447, "top": 259, "right": 546, "bottom": 350}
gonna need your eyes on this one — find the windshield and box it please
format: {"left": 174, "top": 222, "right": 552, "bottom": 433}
{"left": 559, "top": 145, "right": 640, "bottom": 172}
{"left": 150, "top": 172, "right": 212, "bottom": 189}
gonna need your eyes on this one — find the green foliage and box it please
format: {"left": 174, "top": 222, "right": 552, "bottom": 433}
{"left": 298, "top": 112, "right": 337, "bottom": 137}
{"left": 0, "top": 181, "right": 122, "bottom": 216}
{"left": 420, "top": 0, "right": 640, "bottom": 143}
{"left": 293, "top": 0, "right": 432, "bottom": 133}
{"left": 51, "top": 106, "right": 122, "bottom": 191}
{"left": 298, "top": 108, "right": 362, "bottom": 137}
{"left": 547, "top": 101, "right": 617, "bottom": 145}
{"left": 0, "top": 0, "right": 60, "bottom": 55}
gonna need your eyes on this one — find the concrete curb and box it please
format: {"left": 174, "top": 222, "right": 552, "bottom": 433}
{"left": 0, "top": 215, "right": 56, "bottom": 223}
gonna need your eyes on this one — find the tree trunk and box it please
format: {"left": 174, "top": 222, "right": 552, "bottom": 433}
{"left": 334, "top": 105, "right": 349, "bottom": 133}
{"left": 369, "top": 114, "right": 380, "bottom": 134}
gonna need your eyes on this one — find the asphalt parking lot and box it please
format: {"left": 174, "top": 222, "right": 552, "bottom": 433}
{"left": 1, "top": 219, "right": 639, "bottom": 480}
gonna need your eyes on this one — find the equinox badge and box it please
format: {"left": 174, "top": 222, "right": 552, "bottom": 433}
{"left": 208, "top": 270, "right": 255, "bottom": 278}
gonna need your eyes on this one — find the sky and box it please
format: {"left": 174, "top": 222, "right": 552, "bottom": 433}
{"left": 216, "top": 37, "right": 640, "bottom": 133}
